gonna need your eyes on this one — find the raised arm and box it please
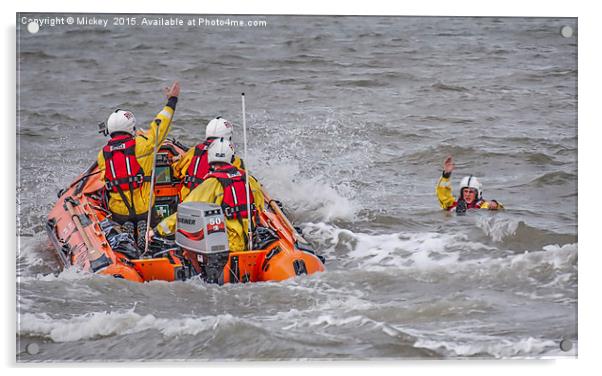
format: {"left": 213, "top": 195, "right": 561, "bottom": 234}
{"left": 436, "top": 155, "right": 456, "bottom": 210}
{"left": 138, "top": 81, "right": 180, "bottom": 157}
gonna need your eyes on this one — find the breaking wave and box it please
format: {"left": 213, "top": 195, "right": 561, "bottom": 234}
{"left": 409, "top": 328, "right": 563, "bottom": 358}
{"left": 19, "top": 309, "right": 242, "bottom": 342}
{"left": 303, "top": 222, "right": 577, "bottom": 287}
{"left": 254, "top": 161, "right": 358, "bottom": 222}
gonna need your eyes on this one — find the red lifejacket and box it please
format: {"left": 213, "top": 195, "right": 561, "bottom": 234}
{"left": 183, "top": 140, "right": 213, "bottom": 189}
{"left": 103, "top": 134, "right": 147, "bottom": 193}
{"left": 205, "top": 165, "right": 255, "bottom": 220}
{"left": 447, "top": 199, "right": 483, "bottom": 212}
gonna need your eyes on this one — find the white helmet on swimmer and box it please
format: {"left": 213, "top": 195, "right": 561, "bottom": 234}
{"left": 107, "top": 109, "right": 136, "bottom": 136}
{"left": 459, "top": 175, "right": 483, "bottom": 199}
{"left": 207, "top": 137, "right": 235, "bottom": 165}
{"left": 205, "top": 117, "right": 233, "bottom": 140}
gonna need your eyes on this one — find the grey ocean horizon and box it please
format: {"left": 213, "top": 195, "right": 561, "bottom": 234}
{"left": 16, "top": 15, "right": 577, "bottom": 361}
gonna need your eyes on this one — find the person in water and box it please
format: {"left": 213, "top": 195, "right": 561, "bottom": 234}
{"left": 151, "top": 137, "right": 265, "bottom": 252}
{"left": 172, "top": 117, "right": 245, "bottom": 201}
{"left": 436, "top": 155, "right": 503, "bottom": 213}
{"left": 98, "top": 81, "right": 180, "bottom": 249}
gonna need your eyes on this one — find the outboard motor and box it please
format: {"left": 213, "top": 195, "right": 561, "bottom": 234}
{"left": 175, "top": 202, "right": 230, "bottom": 284}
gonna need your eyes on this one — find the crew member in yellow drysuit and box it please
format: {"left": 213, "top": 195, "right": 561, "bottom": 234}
{"left": 152, "top": 138, "right": 265, "bottom": 252}
{"left": 436, "top": 155, "right": 503, "bottom": 213}
{"left": 172, "top": 117, "right": 244, "bottom": 201}
{"left": 98, "top": 81, "right": 180, "bottom": 248}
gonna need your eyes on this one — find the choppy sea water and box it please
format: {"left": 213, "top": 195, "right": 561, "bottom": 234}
{"left": 16, "top": 14, "right": 577, "bottom": 361}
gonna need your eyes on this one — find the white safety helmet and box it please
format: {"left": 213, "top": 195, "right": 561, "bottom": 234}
{"left": 107, "top": 109, "right": 136, "bottom": 136}
{"left": 205, "top": 117, "right": 233, "bottom": 140}
{"left": 459, "top": 175, "right": 483, "bottom": 199}
{"left": 207, "top": 137, "right": 235, "bottom": 165}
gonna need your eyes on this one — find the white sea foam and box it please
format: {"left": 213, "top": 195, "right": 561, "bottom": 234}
{"left": 302, "top": 313, "right": 409, "bottom": 339}
{"left": 18, "top": 309, "right": 242, "bottom": 342}
{"left": 348, "top": 231, "right": 464, "bottom": 270}
{"left": 304, "top": 222, "right": 480, "bottom": 270}
{"left": 504, "top": 243, "right": 577, "bottom": 277}
{"left": 18, "top": 267, "right": 97, "bottom": 283}
{"left": 542, "top": 243, "right": 578, "bottom": 268}
{"left": 415, "top": 335, "right": 559, "bottom": 358}
{"left": 404, "top": 325, "right": 566, "bottom": 358}
{"left": 280, "top": 311, "right": 405, "bottom": 340}
{"left": 17, "top": 296, "right": 35, "bottom": 312}
{"left": 253, "top": 160, "right": 358, "bottom": 222}
{"left": 475, "top": 216, "right": 521, "bottom": 242}
{"left": 17, "top": 235, "right": 47, "bottom": 267}
{"left": 303, "top": 222, "right": 577, "bottom": 289}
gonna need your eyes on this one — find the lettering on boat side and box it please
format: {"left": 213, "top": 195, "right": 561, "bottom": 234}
{"left": 177, "top": 217, "right": 196, "bottom": 225}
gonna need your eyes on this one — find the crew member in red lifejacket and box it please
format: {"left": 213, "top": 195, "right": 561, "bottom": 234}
{"left": 172, "top": 117, "right": 245, "bottom": 201}
{"left": 436, "top": 155, "right": 503, "bottom": 214}
{"left": 152, "top": 137, "right": 265, "bottom": 252}
{"left": 97, "top": 81, "right": 180, "bottom": 249}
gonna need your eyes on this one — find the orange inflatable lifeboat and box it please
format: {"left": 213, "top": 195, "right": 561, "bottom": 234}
{"left": 46, "top": 138, "right": 325, "bottom": 284}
